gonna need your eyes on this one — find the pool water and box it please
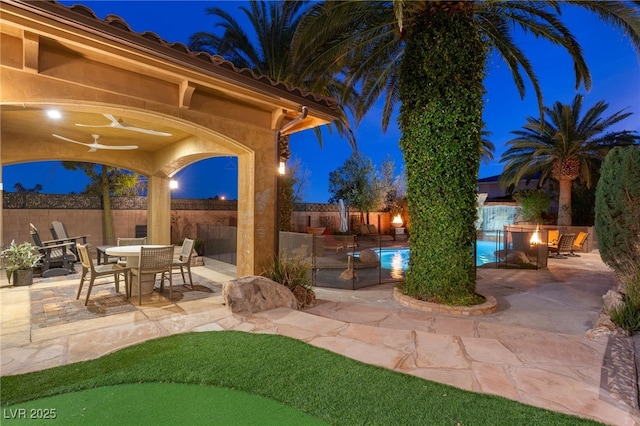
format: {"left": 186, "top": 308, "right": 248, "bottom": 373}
{"left": 374, "top": 241, "right": 501, "bottom": 272}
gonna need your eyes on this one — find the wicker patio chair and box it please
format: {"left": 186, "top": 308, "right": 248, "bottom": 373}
{"left": 548, "top": 233, "right": 576, "bottom": 258}
{"left": 172, "top": 238, "right": 195, "bottom": 289}
{"left": 76, "top": 244, "right": 131, "bottom": 305}
{"left": 131, "top": 245, "right": 173, "bottom": 305}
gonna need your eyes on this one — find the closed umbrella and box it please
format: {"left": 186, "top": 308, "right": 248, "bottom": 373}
{"left": 339, "top": 199, "right": 348, "bottom": 233}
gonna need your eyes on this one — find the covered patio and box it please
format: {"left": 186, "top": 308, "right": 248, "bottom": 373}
{"left": 0, "top": 0, "right": 339, "bottom": 276}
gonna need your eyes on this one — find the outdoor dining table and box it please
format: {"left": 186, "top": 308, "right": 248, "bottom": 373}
{"left": 104, "top": 245, "right": 169, "bottom": 296}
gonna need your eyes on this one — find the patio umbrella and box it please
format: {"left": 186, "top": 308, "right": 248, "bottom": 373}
{"left": 339, "top": 199, "right": 348, "bottom": 233}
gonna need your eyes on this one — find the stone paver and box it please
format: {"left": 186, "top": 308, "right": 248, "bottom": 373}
{"left": 0, "top": 254, "right": 638, "bottom": 425}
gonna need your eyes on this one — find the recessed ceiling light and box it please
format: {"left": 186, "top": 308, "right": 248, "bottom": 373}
{"left": 46, "top": 109, "right": 62, "bottom": 119}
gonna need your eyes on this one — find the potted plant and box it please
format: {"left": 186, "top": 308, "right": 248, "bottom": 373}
{"left": 2, "top": 241, "right": 42, "bottom": 286}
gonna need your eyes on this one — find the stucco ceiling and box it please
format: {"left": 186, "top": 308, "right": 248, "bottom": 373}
{"left": 2, "top": 105, "right": 190, "bottom": 155}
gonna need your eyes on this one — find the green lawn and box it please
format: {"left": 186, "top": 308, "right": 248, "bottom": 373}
{"left": 1, "top": 331, "right": 600, "bottom": 425}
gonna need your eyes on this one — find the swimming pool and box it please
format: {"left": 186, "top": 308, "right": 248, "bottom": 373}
{"left": 374, "top": 241, "right": 502, "bottom": 272}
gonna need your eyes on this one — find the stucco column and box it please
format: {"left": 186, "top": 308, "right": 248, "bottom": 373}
{"left": 146, "top": 175, "right": 171, "bottom": 244}
{"left": 235, "top": 134, "right": 277, "bottom": 277}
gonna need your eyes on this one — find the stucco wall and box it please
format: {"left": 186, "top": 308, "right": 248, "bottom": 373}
{"left": 3, "top": 199, "right": 397, "bottom": 249}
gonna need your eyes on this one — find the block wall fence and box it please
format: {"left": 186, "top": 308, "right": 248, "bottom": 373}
{"left": 2, "top": 193, "right": 395, "bottom": 247}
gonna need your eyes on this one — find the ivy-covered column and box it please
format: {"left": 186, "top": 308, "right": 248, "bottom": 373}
{"left": 399, "top": 7, "right": 486, "bottom": 304}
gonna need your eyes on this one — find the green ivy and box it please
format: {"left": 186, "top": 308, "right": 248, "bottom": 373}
{"left": 398, "top": 8, "right": 486, "bottom": 305}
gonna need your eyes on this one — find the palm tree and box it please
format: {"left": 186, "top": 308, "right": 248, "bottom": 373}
{"left": 500, "top": 94, "right": 639, "bottom": 226}
{"left": 189, "top": 0, "right": 357, "bottom": 154}
{"left": 292, "top": 1, "right": 640, "bottom": 304}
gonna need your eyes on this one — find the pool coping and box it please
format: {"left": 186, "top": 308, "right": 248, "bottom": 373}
{"left": 393, "top": 288, "right": 498, "bottom": 316}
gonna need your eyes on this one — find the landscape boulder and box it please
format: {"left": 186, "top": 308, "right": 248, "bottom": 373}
{"left": 359, "top": 248, "right": 379, "bottom": 264}
{"left": 222, "top": 276, "right": 297, "bottom": 313}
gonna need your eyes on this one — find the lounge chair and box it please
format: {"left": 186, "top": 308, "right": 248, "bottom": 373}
{"left": 30, "top": 223, "right": 77, "bottom": 277}
{"left": 548, "top": 233, "right": 576, "bottom": 258}
{"left": 50, "top": 220, "right": 90, "bottom": 258}
{"left": 323, "top": 233, "right": 357, "bottom": 253}
{"left": 569, "top": 232, "right": 589, "bottom": 257}
{"left": 358, "top": 224, "right": 394, "bottom": 242}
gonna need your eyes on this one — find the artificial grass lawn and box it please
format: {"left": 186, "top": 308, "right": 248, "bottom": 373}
{"left": 1, "top": 331, "right": 599, "bottom": 425}
{"left": 2, "top": 383, "right": 324, "bottom": 425}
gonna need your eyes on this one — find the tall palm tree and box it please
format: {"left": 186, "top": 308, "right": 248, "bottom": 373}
{"left": 500, "top": 94, "right": 639, "bottom": 226}
{"left": 189, "top": 0, "right": 357, "bottom": 154}
{"left": 293, "top": 1, "right": 640, "bottom": 304}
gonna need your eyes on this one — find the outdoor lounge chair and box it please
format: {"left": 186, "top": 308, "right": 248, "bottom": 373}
{"left": 569, "top": 232, "right": 589, "bottom": 256}
{"left": 30, "top": 223, "right": 77, "bottom": 277}
{"left": 358, "top": 224, "right": 394, "bottom": 242}
{"left": 548, "top": 233, "right": 576, "bottom": 258}
{"left": 323, "top": 233, "right": 357, "bottom": 253}
{"left": 50, "top": 220, "right": 90, "bottom": 258}
{"left": 76, "top": 244, "right": 131, "bottom": 305}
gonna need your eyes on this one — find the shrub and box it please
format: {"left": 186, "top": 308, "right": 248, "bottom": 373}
{"left": 262, "top": 254, "right": 315, "bottom": 308}
{"left": 595, "top": 147, "right": 640, "bottom": 272}
{"left": 512, "top": 189, "right": 550, "bottom": 224}
{"left": 610, "top": 251, "right": 640, "bottom": 333}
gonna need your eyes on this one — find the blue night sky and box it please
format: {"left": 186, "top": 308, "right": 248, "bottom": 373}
{"left": 3, "top": 1, "right": 639, "bottom": 202}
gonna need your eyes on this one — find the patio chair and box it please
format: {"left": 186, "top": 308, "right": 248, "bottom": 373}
{"left": 131, "top": 245, "right": 173, "bottom": 305}
{"left": 547, "top": 229, "right": 560, "bottom": 246}
{"left": 30, "top": 223, "right": 77, "bottom": 277}
{"left": 50, "top": 220, "right": 90, "bottom": 258}
{"left": 569, "top": 232, "right": 589, "bottom": 257}
{"left": 115, "top": 237, "right": 148, "bottom": 265}
{"left": 548, "top": 233, "right": 576, "bottom": 259}
{"left": 172, "top": 238, "right": 195, "bottom": 288}
{"left": 76, "top": 244, "right": 131, "bottom": 305}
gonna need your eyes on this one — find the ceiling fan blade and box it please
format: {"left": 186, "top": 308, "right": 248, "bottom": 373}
{"left": 52, "top": 133, "right": 91, "bottom": 147}
{"left": 75, "top": 123, "right": 113, "bottom": 128}
{"left": 53, "top": 134, "right": 138, "bottom": 151}
{"left": 104, "top": 114, "right": 172, "bottom": 136}
{"left": 94, "top": 144, "right": 139, "bottom": 150}
{"left": 115, "top": 124, "right": 172, "bottom": 137}
{"left": 75, "top": 114, "right": 172, "bottom": 136}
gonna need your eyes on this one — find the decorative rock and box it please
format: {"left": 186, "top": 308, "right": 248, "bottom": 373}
{"left": 222, "top": 276, "right": 297, "bottom": 313}
{"left": 359, "top": 248, "right": 379, "bottom": 263}
{"left": 504, "top": 251, "right": 531, "bottom": 264}
{"left": 602, "top": 290, "right": 625, "bottom": 314}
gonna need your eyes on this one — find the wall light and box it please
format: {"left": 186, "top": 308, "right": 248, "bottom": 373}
{"left": 278, "top": 160, "right": 286, "bottom": 175}
{"left": 46, "top": 109, "right": 62, "bottom": 119}
{"left": 169, "top": 179, "right": 178, "bottom": 190}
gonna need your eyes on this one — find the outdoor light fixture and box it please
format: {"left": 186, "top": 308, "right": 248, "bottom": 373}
{"left": 169, "top": 179, "right": 178, "bottom": 190}
{"left": 278, "top": 160, "right": 286, "bottom": 175}
{"left": 46, "top": 109, "right": 62, "bottom": 119}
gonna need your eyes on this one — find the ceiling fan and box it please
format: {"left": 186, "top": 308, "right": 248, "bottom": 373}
{"left": 75, "top": 113, "right": 172, "bottom": 136}
{"left": 52, "top": 133, "right": 138, "bottom": 152}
